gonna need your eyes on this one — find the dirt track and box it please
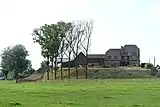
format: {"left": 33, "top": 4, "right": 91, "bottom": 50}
{"left": 18, "top": 68, "right": 45, "bottom": 82}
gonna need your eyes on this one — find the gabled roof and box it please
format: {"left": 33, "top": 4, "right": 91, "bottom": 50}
{"left": 74, "top": 52, "right": 86, "bottom": 60}
{"left": 106, "top": 49, "right": 121, "bottom": 56}
{"left": 88, "top": 54, "right": 105, "bottom": 58}
{"left": 124, "top": 44, "right": 138, "bottom": 48}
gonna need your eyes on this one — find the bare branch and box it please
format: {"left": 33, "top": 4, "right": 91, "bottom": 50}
{"left": 80, "top": 20, "right": 94, "bottom": 54}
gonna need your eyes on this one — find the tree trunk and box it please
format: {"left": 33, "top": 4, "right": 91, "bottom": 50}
{"left": 75, "top": 54, "right": 79, "bottom": 79}
{"left": 60, "top": 57, "right": 63, "bottom": 79}
{"left": 51, "top": 61, "right": 54, "bottom": 80}
{"left": 76, "top": 64, "right": 78, "bottom": 79}
{"left": 5, "top": 74, "right": 8, "bottom": 80}
{"left": 15, "top": 71, "right": 18, "bottom": 83}
{"left": 47, "top": 69, "right": 49, "bottom": 80}
{"left": 46, "top": 57, "right": 49, "bottom": 80}
{"left": 51, "top": 61, "right": 53, "bottom": 73}
{"left": 68, "top": 52, "right": 71, "bottom": 79}
{"left": 54, "top": 58, "right": 57, "bottom": 80}
{"left": 16, "top": 78, "right": 18, "bottom": 83}
{"left": 85, "top": 53, "right": 88, "bottom": 79}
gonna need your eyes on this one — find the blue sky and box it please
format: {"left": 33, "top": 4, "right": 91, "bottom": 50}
{"left": 0, "top": 0, "right": 160, "bottom": 69}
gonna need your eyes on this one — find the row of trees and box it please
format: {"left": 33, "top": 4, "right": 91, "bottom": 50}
{"left": 0, "top": 20, "right": 94, "bottom": 82}
{"left": 0, "top": 45, "right": 35, "bottom": 83}
{"left": 32, "top": 20, "right": 94, "bottom": 80}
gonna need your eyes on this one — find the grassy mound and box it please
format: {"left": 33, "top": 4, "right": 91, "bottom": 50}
{"left": 50, "top": 67, "right": 152, "bottom": 79}
{"left": 24, "top": 67, "right": 152, "bottom": 81}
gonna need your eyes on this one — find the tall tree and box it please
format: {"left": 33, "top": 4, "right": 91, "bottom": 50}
{"left": 41, "top": 49, "right": 50, "bottom": 80}
{"left": 80, "top": 20, "right": 94, "bottom": 79}
{"left": 70, "top": 20, "right": 85, "bottom": 79}
{"left": 32, "top": 22, "right": 72, "bottom": 80}
{"left": 50, "top": 22, "right": 72, "bottom": 80}
{"left": 10, "top": 45, "right": 29, "bottom": 83}
{"left": 0, "top": 46, "right": 12, "bottom": 78}
{"left": 57, "top": 22, "right": 72, "bottom": 79}
{"left": 32, "top": 24, "right": 54, "bottom": 80}
{"left": 48, "top": 24, "right": 61, "bottom": 80}
{"left": 32, "top": 24, "right": 59, "bottom": 80}
{"left": 1, "top": 45, "right": 30, "bottom": 83}
{"left": 64, "top": 24, "right": 77, "bottom": 79}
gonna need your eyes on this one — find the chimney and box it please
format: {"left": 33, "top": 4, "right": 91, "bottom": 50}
{"left": 121, "top": 46, "right": 124, "bottom": 55}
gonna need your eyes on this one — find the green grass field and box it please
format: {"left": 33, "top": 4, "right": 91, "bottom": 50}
{"left": 1, "top": 79, "right": 160, "bottom": 107}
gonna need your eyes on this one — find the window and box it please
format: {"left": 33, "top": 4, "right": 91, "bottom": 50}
{"left": 132, "top": 52, "right": 137, "bottom": 56}
{"left": 123, "top": 52, "right": 128, "bottom": 55}
{"left": 114, "top": 56, "right": 118, "bottom": 60}
{"left": 132, "top": 62, "right": 136, "bottom": 66}
{"left": 107, "top": 56, "right": 112, "bottom": 59}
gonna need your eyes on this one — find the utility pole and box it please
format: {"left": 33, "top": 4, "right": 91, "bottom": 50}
{"left": 149, "top": 58, "right": 150, "bottom": 63}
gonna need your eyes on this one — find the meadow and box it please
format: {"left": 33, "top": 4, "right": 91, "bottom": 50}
{"left": 0, "top": 79, "right": 160, "bottom": 107}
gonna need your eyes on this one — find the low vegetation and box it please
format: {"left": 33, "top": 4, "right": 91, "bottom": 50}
{"left": 46, "top": 67, "right": 151, "bottom": 80}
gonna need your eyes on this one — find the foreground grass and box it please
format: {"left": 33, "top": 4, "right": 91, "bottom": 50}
{"left": 1, "top": 79, "right": 160, "bottom": 107}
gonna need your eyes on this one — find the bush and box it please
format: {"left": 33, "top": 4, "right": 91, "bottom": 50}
{"left": 151, "top": 67, "right": 157, "bottom": 76}
{"left": 145, "top": 63, "right": 154, "bottom": 69}
{"left": 140, "top": 63, "right": 146, "bottom": 68}
{"left": 7, "top": 72, "right": 15, "bottom": 80}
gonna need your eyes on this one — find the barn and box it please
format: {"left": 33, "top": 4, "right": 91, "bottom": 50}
{"left": 60, "top": 52, "right": 105, "bottom": 67}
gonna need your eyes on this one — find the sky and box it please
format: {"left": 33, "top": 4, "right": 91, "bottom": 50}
{"left": 0, "top": 0, "right": 160, "bottom": 69}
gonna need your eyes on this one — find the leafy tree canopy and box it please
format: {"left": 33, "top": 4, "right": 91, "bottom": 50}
{"left": 0, "top": 44, "right": 33, "bottom": 82}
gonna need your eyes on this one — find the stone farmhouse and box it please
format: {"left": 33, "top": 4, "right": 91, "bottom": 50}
{"left": 105, "top": 45, "right": 140, "bottom": 67}
{"left": 59, "top": 44, "right": 140, "bottom": 67}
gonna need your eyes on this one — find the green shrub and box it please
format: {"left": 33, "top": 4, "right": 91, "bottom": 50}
{"left": 140, "top": 63, "right": 146, "bottom": 68}
{"left": 151, "top": 67, "right": 157, "bottom": 76}
{"left": 145, "top": 63, "right": 154, "bottom": 69}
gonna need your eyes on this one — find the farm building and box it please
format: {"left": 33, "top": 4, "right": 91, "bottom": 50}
{"left": 58, "top": 44, "right": 140, "bottom": 67}
{"left": 59, "top": 52, "right": 105, "bottom": 67}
